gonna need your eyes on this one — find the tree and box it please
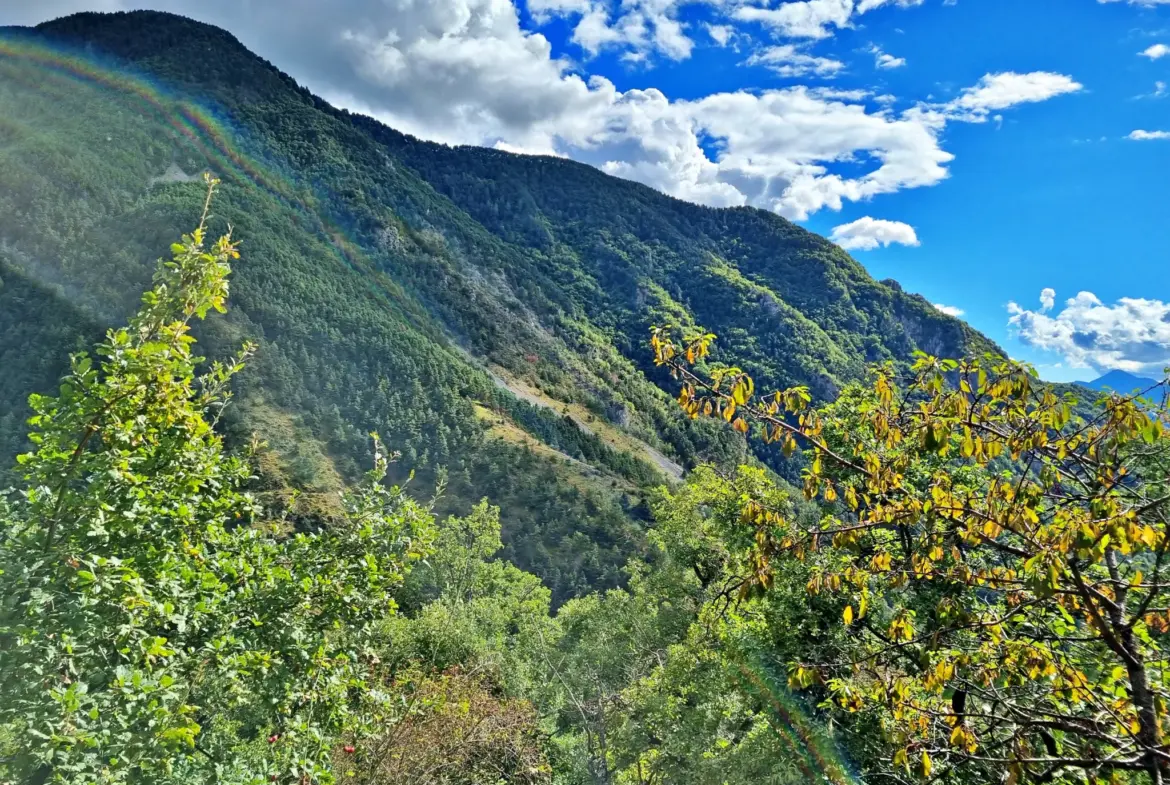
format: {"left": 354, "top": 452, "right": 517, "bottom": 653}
{"left": 653, "top": 325, "right": 1170, "bottom": 784}
{"left": 334, "top": 667, "right": 549, "bottom": 785}
{"left": 538, "top": 468, "right": 848, "bottom": 785}
{"left": 0, "top": 179, "right": 436, "bottom": 785}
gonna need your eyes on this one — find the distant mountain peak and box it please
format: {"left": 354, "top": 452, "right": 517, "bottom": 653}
{"left": 1077, "top": 369, "right": 1159, "bottom": 393}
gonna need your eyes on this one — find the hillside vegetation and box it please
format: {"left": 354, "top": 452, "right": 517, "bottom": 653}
{"left": 4, "top": 13, "right": 1170, "bottom": 785}
{"left": 4, "top": 203, "right": 1167, "bottom": 785}
{"left": 0, "top": 11, "right": 991, "bottom": 602}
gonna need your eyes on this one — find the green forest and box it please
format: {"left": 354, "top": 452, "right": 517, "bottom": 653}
{"left": 3, "top": 10, "right": 1170, "bottom": 785}
{"left": 0, "top": 11, "right": 992, "bottom": 602}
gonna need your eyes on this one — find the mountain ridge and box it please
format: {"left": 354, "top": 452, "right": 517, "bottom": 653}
{"left": 1077, "top": 369, "right": 1160, "bottom": 393}
{"left": 0, "top": 9, "right": 1001, "bottom": 599}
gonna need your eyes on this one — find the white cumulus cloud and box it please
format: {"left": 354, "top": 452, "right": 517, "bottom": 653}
{"left": 733, "top": 0, "right": 854, "bottom": 40}
{"left": 681, "top": 88, "right": 955, "bottom": 218}
{"left": 732, "top": 0, "right": 926, "bottom": 40}
{"left": 527, "top": 0, "right": 592, "bottom": 16}
{"left": 868, "top": 44, "right": 906, "bottom": 69}
{"left": 1128, "top": 129, "right": 1170, "bottom": 140}
{"left": 933, "top": 303, "right": 965, "bottom": 317}
{"left": 808, "top": 87, "right": 872, "bottom": 100}
{"left": 529, "top": 0, "right": 695, "bottom": 60}
{"left": 942, "top": 71, "right": 1084, "bottom": 121}
{"left": 1141, "top": 43, "right": 1170, "bottom": 59}
{"left": 705, "top": 23, "right": 734, "bottom": 46}
{"left": 829, "top": 216, "right": 920, "bottom": 250}
{"left": 745, "top": 44, "right": 845, "bottom": 77}
{"left": 0, "top": 1, "right": 1082, "bottom": 223}
{"left": 857, "top": 0, "right": 926, "bottom": 11}
{"left": 1040, "top": 287, "right": 1056, "bottom": 312}
{"left": 1008, "top": 290, "right": 1170, "bottom": 374}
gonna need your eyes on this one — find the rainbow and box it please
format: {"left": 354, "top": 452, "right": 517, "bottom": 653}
{"left": 0, "top": 32, "right": 414, "bottom": 317}
{"left": 0, "top": 34, "right": 295, "bottom": 204}
{"left": 731, "top": 653, "right": 862, "bottom": 784}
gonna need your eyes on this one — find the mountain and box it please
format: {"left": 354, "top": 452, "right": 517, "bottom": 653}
{"left": 0, "top": 10, "right": 999, "bottom": 600}
{"left": 1077, "top": 369, "right": 1160, "bottom": 394}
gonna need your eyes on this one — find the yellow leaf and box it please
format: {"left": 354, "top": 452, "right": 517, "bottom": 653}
{"left": 843, "top": 605, "right": 854, "bottom": 626}
{"left": 893, "top": 748, "right": 908, "bottom": 769}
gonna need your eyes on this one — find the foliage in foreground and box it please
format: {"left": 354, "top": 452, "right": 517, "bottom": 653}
{"left": 8, "top": 155, "right": 1167, "bottom": 785}
{"left": 0, "top": 182, "right": 436, "bottom": 784}
{"left": 0, "top": 186, "right": 844, "bottom": 785}
{"left": 654, "top": 325, "right": 1170, "bottom": 783}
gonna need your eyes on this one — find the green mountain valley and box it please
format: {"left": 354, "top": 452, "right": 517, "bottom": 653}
{"left": 2, "top": 11, "right": 1168, "bottom": 785}
{"left": 0, "top": 11, "right": 990, "bottom": 600}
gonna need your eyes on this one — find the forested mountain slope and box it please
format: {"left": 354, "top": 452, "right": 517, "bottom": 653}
{"left": 0, "top": 10, "right": 999, "bottom": 600}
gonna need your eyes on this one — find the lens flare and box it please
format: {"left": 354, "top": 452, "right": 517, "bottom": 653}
{"left": 0, "top": 35, "right": 291, "bottom": 202}
{"left": 732, "top": 654, "right": 862, "bottom": 785}
{"left": 0, "top": 32, "right": 416, "bottom": 318}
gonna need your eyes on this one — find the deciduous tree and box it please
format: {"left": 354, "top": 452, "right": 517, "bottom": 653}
{"left": 0, "top": 180, "right": 436, "bottom": 785}
{"left": 653, "top": 325, "right": 1170, "bottom": 784}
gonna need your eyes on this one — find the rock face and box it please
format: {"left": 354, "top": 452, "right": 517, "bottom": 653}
{"left": 608, "top": 403, "right": 632, "bottom": 429}
{"left": 148, "top": 163, "right": 200, "bottom": 186}
{"left": 376, "top": 225, "right": 405, "bottom": 253}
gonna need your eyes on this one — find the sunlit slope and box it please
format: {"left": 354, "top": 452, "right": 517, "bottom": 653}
{"left": 0, "top": 11, "right": 999, "bottom": 600}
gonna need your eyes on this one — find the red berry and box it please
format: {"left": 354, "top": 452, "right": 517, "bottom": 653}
{"left": 269, "top": 776, "right": 277, "bottom": 782}
{"left": 343, "top": 745, "right": 355, "bottom": 754}
{"left": 268, "top": 734, "right": 279, "bottom": 744}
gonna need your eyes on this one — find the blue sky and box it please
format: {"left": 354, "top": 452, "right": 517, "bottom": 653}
{"left": 4, "top": 0, "right": 1170, "bottom": 381}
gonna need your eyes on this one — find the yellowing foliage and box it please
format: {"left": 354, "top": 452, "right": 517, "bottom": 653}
{"left": 652, "top": 325, "right": 1170, "bottom": 783}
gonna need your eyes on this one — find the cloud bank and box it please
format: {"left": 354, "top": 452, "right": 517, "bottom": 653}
{"left": 0, "top": 0, "right": 1082, "bottom": 224}
{"left": 1009, "top": 290, "right": 1170, "bottom": 374}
